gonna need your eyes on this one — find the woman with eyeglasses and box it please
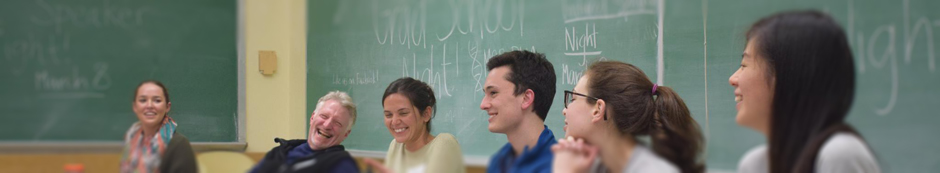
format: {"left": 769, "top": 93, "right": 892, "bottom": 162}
{"left": 552, "top": 61, "right": 705, "bottom": 173}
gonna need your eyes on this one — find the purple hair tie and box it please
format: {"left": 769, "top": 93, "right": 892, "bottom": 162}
{"left": 652, "top": 84, "right": 658, "bottom": 94}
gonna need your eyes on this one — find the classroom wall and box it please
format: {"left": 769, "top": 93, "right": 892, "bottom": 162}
{"left": 242, "top": 1, "right": 488, "bottom": 172}
{"left": 244, "top": 0, "right": 308, "bottom": 152}
{"left": 0, "top": 0, "right": 308, "bottom": 172}
{"left": 0, "top": 0, "right": 488, "bottom": 172}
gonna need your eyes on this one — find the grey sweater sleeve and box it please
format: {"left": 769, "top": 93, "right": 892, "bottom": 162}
{"left": 160, "top": 132, "right": 198, "bottom": 173}
{"left": 815, "top": 133, "right": 881, "bottom": 173}
{"left": 737, "top": 145, "right": 768, "bottom": 173}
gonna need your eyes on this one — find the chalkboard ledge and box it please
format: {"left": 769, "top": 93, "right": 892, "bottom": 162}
{"left": 0, "top": 142, "right": 247, "bottom": 153}
{"left": 347, "top": 149, "right": 490, "bottom": 167}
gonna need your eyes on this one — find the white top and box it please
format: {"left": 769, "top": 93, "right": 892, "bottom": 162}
{"left": 383, "top": 133, "right": 465, "bottom": 173}
{"left": 737, "top": 132, "right": 881, "bottom": 173}
{"left": 588, "top": 144, "right": 680, "bottom": 173}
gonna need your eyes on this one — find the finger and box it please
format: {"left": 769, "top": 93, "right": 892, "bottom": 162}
{"left": 557, "top": 139, "right": 571, "bottom": 148}
{"left": 584, "top": 144, "right": 599, "bottom": 160}
{"left": 572, "top": 138, "right": 583, "bottom": 151}
{"left": 363, "top": 158, "right": 381, "bottom": 167}
{"left": 558, "top": 141, "right": 575, "bottom": 152}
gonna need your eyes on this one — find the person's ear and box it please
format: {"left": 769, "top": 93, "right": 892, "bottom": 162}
{"left": 521, "top": 89, "right": 535, "bottom": 110}
{"left": 591, "top": 99, "right": 606, "bottom": 123}
{"left": 166, "top": 102, "right": 172, "bottom": 115}
{"left": 423, "top": 106, "right": 433, "bottom": 122}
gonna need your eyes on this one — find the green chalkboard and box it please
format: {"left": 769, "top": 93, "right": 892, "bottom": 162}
{"left": 687, "top": 0, "right": 940, "bottom": 172}
{"left": 0, "top": 0, "right": 237, "bottom": 142}
{"left": 308, "top": 0, "right": 660, "bottom": 160}
{"left": 308, "top": 0, "right": 940, "bottom": 172}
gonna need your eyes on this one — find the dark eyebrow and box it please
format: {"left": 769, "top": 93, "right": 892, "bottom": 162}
{"left": 484, "top": 86, "right": 496, "bottom": 92}
{"left": 397, "top": 108, "right": 409, "bottom": 112}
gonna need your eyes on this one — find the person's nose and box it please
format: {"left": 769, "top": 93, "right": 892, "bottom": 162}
{"left": 145, "top": 100, "right": 155, "bottom": 109}
{"left": 729, "top": 69, "right": 741, "bottom": 87}
{"left": 325, "top": 117, "right": 337, "bottom": 129}
{"left": 562, "top": 107, "right": 568, "bottom": 117}
{"left": 392, "top": 115, "right": 402, "bottom": 125}
{"left": 480, "top": 97, "right": 490, "bottom": 110}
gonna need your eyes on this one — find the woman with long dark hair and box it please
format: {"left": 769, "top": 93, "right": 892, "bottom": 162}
{"left": 730, "top": 10, "right": 880, "bottom": 173}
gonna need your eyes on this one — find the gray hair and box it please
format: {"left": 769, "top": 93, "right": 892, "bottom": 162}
{"left": 316, "top": 91, "right": 357, "bottom": 131}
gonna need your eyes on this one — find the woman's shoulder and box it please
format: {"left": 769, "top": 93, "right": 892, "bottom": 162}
{"left": 170, "top": 132, "right": 190, "bottom": 143}
{"left": 434, "top": 133, "right": 457, "bottom": 142}
{"left": 429, "top": 133, "right": 461, "bottom": 152}
{"left": 737, "top": 144, "right": 769, "bottom": 173}
{"left": 161, "top": 132, "right": 198, "bottom": 173}
{"left": 816, "top": 133, "right": 880, "bottom": 173}
{"left": 427, "top": 133, "right": 465, "bottom": 172}
{"left": 818, "top": 133, "right": 873, "bottom": 157}
{"left": 431, "top": 133, "right": 459, "bottom": 145}
{"left": 629, "top": 145, "right": 679, "bottom": 173}
{"left": 167, "top": 132, "right": 194, "bottom": 151}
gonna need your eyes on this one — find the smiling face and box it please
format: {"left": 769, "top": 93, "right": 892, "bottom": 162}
{"left": 729, "top": 39, "right": 775, "bottom": 135}
{"left": 133, "top": 83, "right": 170, "bottom": 128}
{"left": 383, "top": 93, "right": 430, "bottom": 144}
{"left": 308, "top": 100, "right": 352, "bottom": 150}
{"left": 480, "top": 66, "right": 527, "bottom": 134}
{"left": 562, "top": 75, "right": 598, "bottom": 138}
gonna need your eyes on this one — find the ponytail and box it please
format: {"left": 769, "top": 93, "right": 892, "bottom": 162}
{"left": 651, "top": 86, "right": 705, "bottom": 173}
{"left": 586, "top": 61, "right": 705, "bottom": 173}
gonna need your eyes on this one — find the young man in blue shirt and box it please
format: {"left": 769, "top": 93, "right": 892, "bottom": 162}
{"left": 480, "top": 50, "right": 558, "bottom": 173}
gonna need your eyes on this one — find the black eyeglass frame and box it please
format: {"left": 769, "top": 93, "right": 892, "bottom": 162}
{"left": 564, "top": 90, "right": 606, "bottom": 120}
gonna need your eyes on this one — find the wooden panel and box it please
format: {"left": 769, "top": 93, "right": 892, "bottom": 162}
{"left": 249, "top": 152, "right": 486, "bottom": 172}
{"left": 0, "top": 153, "right": 121, "bottom": 173}
{"left": 0, "top": 152, "right": 485, "bottom": 172}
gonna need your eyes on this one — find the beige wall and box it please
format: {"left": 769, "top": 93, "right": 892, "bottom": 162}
{"left": 244, "top": 0, "right": 308, "bottom": 152}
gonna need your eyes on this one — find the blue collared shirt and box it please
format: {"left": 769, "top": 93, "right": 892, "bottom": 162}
{"left": 487, "top": 125, "right": 557, "bottom": 173}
